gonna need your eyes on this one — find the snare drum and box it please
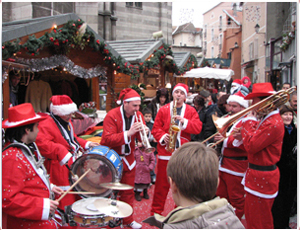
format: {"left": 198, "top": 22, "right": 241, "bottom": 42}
{"left": 67, "top": 197, "right": 114, "bottom": 227}
{"left": 69, "top": 145, "right": 123, "bottom": 198}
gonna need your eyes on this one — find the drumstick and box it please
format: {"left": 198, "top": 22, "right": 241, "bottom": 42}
{"left": 56, "top": 168, "right": 91, "bottom": 202}
{"left": 67, "top": 191, "right": 96, "bottom": 195}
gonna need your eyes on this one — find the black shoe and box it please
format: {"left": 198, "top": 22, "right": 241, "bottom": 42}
{"left": 143, "top": 189, "right": 149, "bottom": 199}
{"left": 151, "top": 174, "right": 156, "bottom": 184}
{"left": 135, "top": 192, "right": 141, "bottom": 201}
{"left": 144, "top": 193, "right": 149, "bottom": 199}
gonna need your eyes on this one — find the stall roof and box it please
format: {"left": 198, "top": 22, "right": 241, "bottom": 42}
{"left": 197, "top": 56, "right": 205, "bottom": 67}
{"left": 178, "top": 67, "right": 234, "bottom": 81}
{"left": 173, "top": 52, "right": 191, "bottom": 68}
{"left": 107, "top": 38, "right": 165, "bottom": 64}
{"left": 2, "top": 13, "right": 122, "bottom": 60}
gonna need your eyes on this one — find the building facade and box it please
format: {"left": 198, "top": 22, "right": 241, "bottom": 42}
{"left": 2, "top": 2, "right": 173, "bottom": 44}
{"left": 203, "top": 2, "right": 237, "bottom": 59}
{"left": 171, "top": 22, "right": 202, "bottom": 57}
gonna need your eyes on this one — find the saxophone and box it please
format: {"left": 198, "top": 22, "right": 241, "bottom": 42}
{"left": 166, "top": 99, "right": 181, "bottom": 153}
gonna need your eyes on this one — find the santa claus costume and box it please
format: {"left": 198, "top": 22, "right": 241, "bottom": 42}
{"left": 150, "top": 83, "right": 202, "bottom": 215}
{"left": 100, "top": 88, "right": 144, "bottom": 228}
{"left": 36, "top": 95, "right": 91, "bottom": 211}
{"left": 2, "top": 103, "right": 57, "bottom": 229}
{"left": 240, "top": 83, "right": 285, "bottom": 229}
{"left": 216, "top": 91, "right": 249, "bottom": 219}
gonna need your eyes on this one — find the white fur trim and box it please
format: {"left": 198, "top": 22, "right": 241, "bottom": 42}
{"left": 231, "top": 82, "right": 241, "bottom": 87}
{"left": 124, "top": 97, "right": 141, "bottom": 102}
{"left": 227, "top": 95, "right": 249, "bottom": 108}
{"left": 42, "top": 198, "right": 50, "bottom": 220}
{"left": 172, "top": 86, "right": 187, "bottom": 97}
{"left": 50, "top": 102, "right": 78, "bottom": 116}
{"left": 3, "top": 114, "right": 43, "bottom": 128}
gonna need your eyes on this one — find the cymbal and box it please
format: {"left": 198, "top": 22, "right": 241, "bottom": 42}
{"left": 94, "top": 198, "right": 133, "bottom": 218}
{"left": 100, "top": 182, "right": 133, "bottom": 190}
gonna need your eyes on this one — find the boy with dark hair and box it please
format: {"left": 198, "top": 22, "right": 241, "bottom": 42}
{"left": 144, "top": 142, "right": 244, "bottom": 229}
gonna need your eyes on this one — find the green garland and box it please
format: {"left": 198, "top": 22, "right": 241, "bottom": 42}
{"left": 2, "top": 19, "right": 196, "bottom": 78}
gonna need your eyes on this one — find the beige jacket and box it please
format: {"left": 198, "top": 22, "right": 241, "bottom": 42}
{"left": 143, "top": 197, "right": 244, "bottom": 229}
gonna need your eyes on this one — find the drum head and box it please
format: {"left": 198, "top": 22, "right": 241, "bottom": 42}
{"left": 71, "top": 197, "right": 106, "bottom": 215}
{"left": 69, "top": 153, "right": 118, "bottom": 198}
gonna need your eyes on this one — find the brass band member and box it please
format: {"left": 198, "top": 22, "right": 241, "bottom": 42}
{"left": 36, "top": 95, "right": 99, "bottom": 213}
{"left": 215, "top": 91, "right": 249, "bottom": 220}
{"left": 238, "top": 83, "right": 285, "bottom": 229}
{"left": 101, "top": 88, "right": 148, "bottom": 229}
{"left": 150, "top": 83, "right": 202, "bottom": 216}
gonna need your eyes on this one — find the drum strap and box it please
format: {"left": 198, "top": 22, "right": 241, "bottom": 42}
{"left": 51, "top": 113, "right": 80, "bottom": 154}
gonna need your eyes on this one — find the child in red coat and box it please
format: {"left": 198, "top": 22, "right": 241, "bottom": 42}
{"left": 134, "top": 141, "right": 155, "bottom": 201}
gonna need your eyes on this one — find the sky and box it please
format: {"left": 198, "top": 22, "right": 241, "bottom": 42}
{"left": 172, "top": 1, "right": 221, "bottom": 28}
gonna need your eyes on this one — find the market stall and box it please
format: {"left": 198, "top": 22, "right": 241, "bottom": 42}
{"left": 175, "top": 67, "right": 235, "bottom": 92}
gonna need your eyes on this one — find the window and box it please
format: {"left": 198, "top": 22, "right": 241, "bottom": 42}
{"left": 204, "top": 41, "right": 207, "bottom": 51}
{"left": 254, "top": 38, "right": 258, "bottom": 59}
{"left": 126, "top": 2, "right": 142, "bottom": 8}
{"left": 135, "top": 2, "right": 142, "bottom": 8}
{"left": 211, "top": 46, "right": 214, "bottom": 58}
{"left": 219, "top": 16, "right": 222, "bottom": 31}
{"left": 249, "top": 42, "right": 254, "bottom": 60}
{"left": 211, "top": 28, "right": 214, "bottom": 41}
{"left": 173, "top": 39, "right": 174, "bottom": 45}
{"left": 126, "top": 2, "right": 133, "bottom": 7}
{"left": 204, "top": 25, "right": 207, "bottom": 39}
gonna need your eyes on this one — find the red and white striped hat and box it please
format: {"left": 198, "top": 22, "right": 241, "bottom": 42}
{"left": 50, "top": 95, "right": 78, "bottom": 116}
{"left": 172, "top": 83, "right": 189, "bottom": 97}
{"left": 117, "top": 88, "right": 141, "bottom": 105}
{"left": 227, "top": 91, "right": 249, "bottom": 108}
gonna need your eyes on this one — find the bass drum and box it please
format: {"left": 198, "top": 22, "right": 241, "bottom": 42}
{"left": 69, "top": 145, "right": 123, "bottom": 198}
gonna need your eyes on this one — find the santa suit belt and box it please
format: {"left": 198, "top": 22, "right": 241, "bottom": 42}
{"left": 223, "top": 156, "right": 248, "bottom": 161}
{"left": 249, "top": 163, "right": 276, "bottom": 171}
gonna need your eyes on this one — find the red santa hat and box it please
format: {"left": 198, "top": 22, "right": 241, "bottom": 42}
{"left": 172, "top": 83, "right": 188, "bottom": 97}
{"left": 244, "top": 82, "right": 276, "bottom": 100}
{"left": 50, "top": 95, "right": 78, "bottom": 116}
{"left": 117, "top": 88, "right": 141, "bottom": 105}
{"left": 231, "top": 79, "right": 242, "bottom": 87}
{"left": 227, "top": 91, "right": 249, "bottom": 108}
{"left": 2, "top": 103, "right": 47, "bottom": 128}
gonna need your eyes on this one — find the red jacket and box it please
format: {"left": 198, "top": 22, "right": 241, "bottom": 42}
{"left": 36, "top": 115, "right": 89, "bottom": 209}
{"left": 134, "top": 147, "right": 155, "bottom": 184}
{"left": 100, "top": 106, "right": 143, "bottom": 171}
{"left": 2, "top": 144, "right": 57, "bottom": 229}
{"left": 220, "top": 119, "right": 248, "bottom": 176}
{"left": 152, "top": 101, "right": 202, "bottom": 159}
{"left": 241, "top": 110, "right": 284, "bottom": 198}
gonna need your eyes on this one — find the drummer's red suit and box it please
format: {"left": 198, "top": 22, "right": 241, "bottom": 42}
{"left": 150, "top": 101, "right": 202, "bottom": 215}
{"left": 36, "top": 115, "right": 89, "bottom": 210}
{"left": 241, "top": 110, "right": 284, "bottom": 229}
{"left": 216, "top": 118, "right": 248, "bottom": 219}
{"left": 2, "top": 144, "right": 57, "bottom": 229}
{"left": 100, "top": 106, "right": 143, "bottom": 225}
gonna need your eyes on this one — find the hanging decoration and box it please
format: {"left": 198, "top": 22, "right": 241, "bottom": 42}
{"left": 2, "top": 18, "right": 198, "bottom": 80}
{"left": 10, "top": 55, "right": 107, "bottom": 79}
{"left": 280, "top": 20, "right": 296, "bottom": 52}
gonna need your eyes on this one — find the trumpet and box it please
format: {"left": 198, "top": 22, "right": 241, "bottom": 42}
{"left": 134, "top": 112, "right": 155, "bottom": 154}
{"left": 203, "top": 86, "right": 297, "bottom": 147}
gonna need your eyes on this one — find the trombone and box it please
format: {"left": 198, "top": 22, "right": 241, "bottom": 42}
{"left": 202, "top": 86, "right": 297, "bottom": 148}
{"left": 134, "top": 112, "right": 155, "bottom": 154}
